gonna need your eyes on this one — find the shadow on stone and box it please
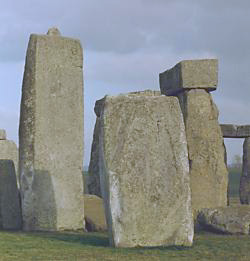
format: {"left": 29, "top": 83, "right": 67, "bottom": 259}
{"left": 21, "top": 169, "right": 57, "bottom": 231}
{"left": 0, "top": 160, "right": 22, "bottom": 230}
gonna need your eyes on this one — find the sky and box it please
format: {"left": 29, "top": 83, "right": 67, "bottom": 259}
{"left": 0, "top": 0, "right": 249, "bottom": 166}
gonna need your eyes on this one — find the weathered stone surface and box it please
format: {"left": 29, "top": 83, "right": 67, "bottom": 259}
{"left": 240, "top": 138, "right": 250, "bottom": 204}
{"left": 176, "top": 89, "right": 228, "bottom": 219}
{"left": 0, "top": 160, "right": 22, "bottom": 230}
{"left": 237, "top": 125, "right": 250, "bottom": 137}
{"left": 99, "top": 91, "right": 193, "bottom": 248}
{"left": 221, "top": 124, "right": 250, "bottom": 138}
{"left": 0, "top": 129, "right": 6, "bottom": 140}
{"left": 47, "top": 27, "right": 61, "bottom": 36}
{"left": 88, "top": 118, "right": 101, "bottom": 197}
{"left": 160, "top": 59, "right": 218, "bottom": 96}
{"left": 197, "top": 206, "right": 250, "bottom": 234}
{"left": 19, "top": 28, "right": 84, "bottom": 231}
{"left": 84, "top": 194, "right": 107, "bottom": 232}
{"left": 88, "top": 90, "right": 162, "bottom": 198}
{"left": 220, "top": 124, "right": 237, "bottom": 138}
{"left": 0, "top": 139, "right": 18, "bottom": 183}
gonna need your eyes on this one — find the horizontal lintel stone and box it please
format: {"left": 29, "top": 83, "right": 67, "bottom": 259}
{"left": 221, "top": 124, "right": 250, "bottom": 138}
{"left": 159, "top": 59, "right": 218, "bottom": 96}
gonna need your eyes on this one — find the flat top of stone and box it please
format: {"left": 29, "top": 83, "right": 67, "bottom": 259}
{"left": 159, "top": 59, "right": 218, "bottom": 95}
{"left": 94, "top": 90, "right": 163, "bottom": 117}
{"left": 47, "top": 27, "right": 61, "bottom": 36}
{"left": 0, "top": 129, "right": 6, "bottom": 140}
{"left": 126, "top": 90, "right": 162, "bottom": 97}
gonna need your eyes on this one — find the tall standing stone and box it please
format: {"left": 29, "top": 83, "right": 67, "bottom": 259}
{"left": 0, "top": 160, "right": 22, "bottom": 230}
{"left": 160, "top": 59, "right": 228, "bottom": 220}
{"left": 99, "top": 91, "right": 193, "bottom": 247}
{"left": 87, "top": 118, "right": 101, "bottom": 197}
{"left": 19, "top": 28, "right": 84, "bottom": 231}
{"left": 0, "top": 130, "right": 18, "bottom": 183}
{"left": 240, "top": 138, "right": 250, "bottom": 204}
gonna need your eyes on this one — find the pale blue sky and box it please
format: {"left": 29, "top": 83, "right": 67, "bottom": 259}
{"left": 0, "top": 0, "right": 249, "bottom": 165}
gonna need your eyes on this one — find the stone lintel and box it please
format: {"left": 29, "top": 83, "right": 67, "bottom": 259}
{"left": 159, "top": 59, "right": 218, "bottom": 96}
{"left": 221, "top": 124, "right": 250, "bottom": 138}
{"left": 0, "top": 129, "right": 6, "bottom": 140}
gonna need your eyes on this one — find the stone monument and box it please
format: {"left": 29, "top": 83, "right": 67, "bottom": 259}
{"left": 240, "top": 137, "right": 250, "bottom": 204}
{"left": 19, "top": 28, "right": 84, "bottom": 231}
{"left": 0, "top": 160, "right": 22, "bottom": 230}
{"left": 0, "top": 129, "right": 18, "bottom": 183}
{"left": 160, "top": 59, "right": 228, "bottom": 220}
{"left": 98, "top": 91, "right": 193, "bottom": 247}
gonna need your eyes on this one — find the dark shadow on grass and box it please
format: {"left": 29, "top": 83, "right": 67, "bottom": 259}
{"left": 22, "top": 231, "right": 109, "bottom": 247}
{"left": 127, "top": 245, "right": 192, "bottom": 253}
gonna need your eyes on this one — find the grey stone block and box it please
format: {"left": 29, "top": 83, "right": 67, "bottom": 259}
{"left": 0, "top": 160, "right": 22, "bottom": 230}
{"left": 159, "top": 59, "right": 218, "bottom": 96}
{"left": 177, "top": 90, "right": 228, "bottom": 221}
{"left": 198, "top": 206, "right": 250, "bottom": 235}
{"left": 19, "top": 28, "right": 84, "bottom": 231}
{"left": 99, "top": 91, "right": 193, "bottom": 247}
{"left": 0, "top": 130, "right": 6, "bottom": 140}
{"left": 0, "top": 140, "right": 18, "bottom": 186}
{"left": 240, "top": 138, "right": 250, "bottom": 204}
{"left": 220, "top": 124, "right": 250, "bottom": 138}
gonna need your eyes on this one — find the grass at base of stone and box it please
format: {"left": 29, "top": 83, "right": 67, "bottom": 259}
{"left": 0, "top": 231, "right": 250, "bottom": 261}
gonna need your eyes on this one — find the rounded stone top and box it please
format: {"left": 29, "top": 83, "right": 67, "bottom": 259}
{"left": 47, "top": 27, "right": 61, "bottom": 36}
{"left": 0, "top": 129, "right": 6, "bottom": 140}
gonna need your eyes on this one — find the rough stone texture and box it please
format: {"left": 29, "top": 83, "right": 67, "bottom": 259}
{"left": 159, "top": 59, "right": 218, "bottom": 96}
{"left": 84, "top": 194, "right": 107, "bottom": 232}
{"left": 0, "top": 139, "right": 18, "bottom": 184}
{"left": 240, "top": 138, "right": 250, "bottom": 204}
{"left": 99, "top": 91, "right": 193, "bottom": 248}
{"left": 0, "top": 129, "right": 6, "bottom": 140}
{"left": 237, "top": 125, "right": 250, "bottom": 137}
{"left": 19, "top": 28, "right": 84, "bottom": 231}
{"left": 177, "top": 90, "right": 228, "bottom": 219}
{"left": 87, "top": 118, "right": 101, "bottom": 197}
{"left": 0, "top": 160, "right": 22, "bottom": 230}
{"left": 221, "top": 124, "right": 250, "bottom": 138}
{"left": 88, "top": 91, "right": 162, "bottom": 198}
{"left": 197, "top": 206, "right": 250, "bottom": 234}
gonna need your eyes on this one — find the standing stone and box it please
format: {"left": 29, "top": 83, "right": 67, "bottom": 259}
{"left": 84, "top": 194, "right": 107, "bottom": 232}
{"left": 99, "top": 91, "right": 193, "bottom": 248}
{"left": 160, "top": 59, "right": 228, "bottom": 221}
{"left": 240, "top": 138, "right": 250, "bottom": 204}
{"left": 0, "top": 160, "right": 22, "bottom": 230}
{"left": 0, "top": 130, "right": 18, "bottom": 183}
{"left": 88, "top": 90, "right": 162, "bottom": 198}
{"left": 19, "top": 28, "right": 84, "bottom": 231}
{"left": 87, "top": 118, "right": 102, "bottom": 197}
{"left": 183, "top": 90, "right": 228, "bottom": 217}
{"left": 0, "top": 129, "right": 6, "bottom": 140}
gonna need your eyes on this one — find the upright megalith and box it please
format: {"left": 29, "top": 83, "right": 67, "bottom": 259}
{"left": 19, "top": 28, "right": 84, "bottom": 231}
{"left": 0, "top": 130, "right": 18, "bottom": 182}
{"left": 240, "top": 138, "right": 250, "bottom": 204}
{"left": 0, "top": 160, "right": 22, "bottom": 230}
{"left": 160, "top": 59, "right": 228, "bottom": 220}
{"left": 0, "top": 130, "right": 6, "bottom": 140}
{"left": 99, "top": 91, "right": 193, "bottom": 247}
{"left": 87, "top": 118, "right": 101, "bottom": 197}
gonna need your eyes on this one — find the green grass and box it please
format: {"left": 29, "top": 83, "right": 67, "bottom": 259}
{"left": 0, "top": 231, "right": 250, "bottom": 260}
{"left": 228, "top": 167, "right": 241, "bottom": 197}
{"left": 0, "top": 169, "right": 246, "bottom": 260}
